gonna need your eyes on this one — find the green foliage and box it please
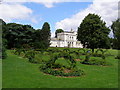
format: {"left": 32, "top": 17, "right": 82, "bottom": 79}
{"left": 14, "top": 48, "right": 23, "bottom": 55}
{"left": 115, "top": 50, "right": 120, "bottom": 59}
{"left": 24, "top": 50, "right": 37, "bottom": 63}
{"left": 2, "top": 38, "right": 7, "bottom": 59}
{"left": 40, "top": 64, "right": 85, "bottom": 77}
{"left": 2, "top": 20, "right": 51, "bottom": 51}
{"left": 84, "top": 53, "right": 91, "bottom": 62}
{"left": 39, "top": 51, "right": 84, "bottom": 77}
{"left": 77, "top": 13, "right": 110, "bottom": 52}
{"left": 111, "top": 18, "right": 120, "bottom": 50}
{"left": 96, "top": 49, "right": 108, "bottom": 54}
{"left": 82, "top": 54, "right": 110, "bottom": 66}
{"left": 5, "top": 23, "right": 34, "bottom": 49}
{"left": 78, "top": 48, "right": 88, "bottom": 55}
{"left": 40, "top": 22, "right": 51, "bottom": 50}
{"left": 115, "top": 56, "right": 120, "bottom": 59}
{"left": 14, "top": 48, "right": 38, "bottom": 63}
{"left": 81, "top": 49, "right": 110, "bottom": 66}
{"left": 82, "top": 58, "right": 111, "bottom": 66}
{"left": 55, "top": 29, "right": 64, "bottom": 38}
{"left": 32, "top": 22, "right": 51, "bottom": 50}
{"left": 33, "top": 29, "right": 46, "bottom": 50}
{"left": 63, "top": 48, "right": 70, "bottom": 52}
{"left": 3, "top": 49, "right": 118, "bottom": 88}
{"left": 46, "top": 48, "right": 61, "bottom": 55}
{"left": 2, "top": 45, "right": 7, "bottom": 59}
{"left": 93, "top": 49, "right": 108, "bottom": 59}
{"left": 22, "top": 44, "right": 31, "bottom": 51}
{"left": 1, "top": 19, "right": 8, "bottom": 59}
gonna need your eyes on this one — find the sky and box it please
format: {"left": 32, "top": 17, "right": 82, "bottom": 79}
{"left": 0, "top": 0, "right": 119, "bottom": 37}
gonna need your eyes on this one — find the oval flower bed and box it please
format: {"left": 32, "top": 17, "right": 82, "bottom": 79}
{"left": 39, "top": 51, "right": 85, "bottom": 77}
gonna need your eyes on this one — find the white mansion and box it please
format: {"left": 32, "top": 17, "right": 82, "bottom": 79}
{"left": 50, "top": 29, "right": 83, "bottom": 48}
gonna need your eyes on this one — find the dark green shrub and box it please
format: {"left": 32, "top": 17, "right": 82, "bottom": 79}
{"left": 46, "top": 48, "right": 61, "bottom": 54}
{"left": 96, "top": 49, "right": 107, "bottom": 55}
{"left": 79, "top": 48, "right": 92, "bottom": 55}
{"left": 14, "top": 48, "right": 23, "bottom": 55}
{"left": 22, "top": 44, "right": 31, "bottom": 50}
{"left": 92, "top": 53, "right": 102, "bottom": 57}
{"left": 2, "top": 39, "right": 7, "bottom": 59}
{"left": 39, "top": 51, "right": 84, "bottom": 77}
{"left": 39, "top": 64, "right": 85, "bottom": 77}
{"left": 82, "top": 57, "right": 110, "bottom": 66}
{"left": 63, "top": 48, "right": 70, "bottom": 53}
{"left": 84, "top": 53, "right": 91, "bottom": 62}
{"left": 115, "top": 55, "right": 120, "bottom": 59}
{"left": 82, "top": 49, "right": 110, "bottom": 66}
{"left": 2, "top": 45, "right": 7, "bottom": 59}
{"left": 24, "top": 50, "right": 38, "bottom": 63}
{"left": 101, "top": 55, "right": 106, "bottom": 59}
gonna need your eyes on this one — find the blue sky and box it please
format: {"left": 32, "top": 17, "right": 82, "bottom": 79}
{"left": 0, "top": 0, "right": 118, "bottom": 37}
{"left": 12, "top": 2, "right": 92, "bottom": 34}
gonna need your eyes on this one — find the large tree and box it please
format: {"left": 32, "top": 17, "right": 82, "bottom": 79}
{"left": 41, "top": 22, "right": 51, "bottom": 50}
{"left": 4, "top": 23, "right": 35, "bottom": 49}
{"left": 111, "top": 18, "right": 120, "bottom": 50}
{"left": 77, "top": 13, "right": 110, "bottom": 52}
{"left": 55, "top": 29, "right": 64, "bottom": 38}
{"left": 2, "top": 21, "right": 51, "bottom": 50}
{"left": 0, "top": 19, "right": 7, "bottom": 59}
{"left": 32, "top": 29, "right": 42, "bottom": 49}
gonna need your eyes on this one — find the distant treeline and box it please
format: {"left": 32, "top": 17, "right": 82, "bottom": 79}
{"left": 1, "top": 14, "right": 120, "bottom": 59}
{"left": 1, "top": 19, "right": 51, "bottom": 50}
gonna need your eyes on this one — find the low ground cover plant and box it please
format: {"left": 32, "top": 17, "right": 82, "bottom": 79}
{"left": 81, "top": 50, "right": 111, "bottom": 66}
{"left": 40, "top": 51, "right": 85, "bottom": 77}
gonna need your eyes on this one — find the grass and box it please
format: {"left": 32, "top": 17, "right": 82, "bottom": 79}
{"left": 2, "top": 49, "right": 119, "bottom": 88}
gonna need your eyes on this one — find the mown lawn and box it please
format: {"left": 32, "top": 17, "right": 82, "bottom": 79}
{"left": 2, "top": 49, "right": 118, "bottom": 88}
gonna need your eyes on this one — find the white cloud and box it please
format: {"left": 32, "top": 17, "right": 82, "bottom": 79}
{"left": 2, "top": 0, "right": 94, "bottom": 8}
{"left": 55, "top": 0, "right": 119, "bottom": 36}
{"left": 0, "top": 3, "right": 32, "bottom": 22}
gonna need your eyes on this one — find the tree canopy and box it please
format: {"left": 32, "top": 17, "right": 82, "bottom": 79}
{"left": 4, "top": 23, "right": 35, "bottom": 49}
{"left": 55, "top": 29, "right": 64, "bottom": 38}
{"left": 40, "top": 22, "right": 51, "bottom": 50}
{"left": 0, "top": 19, "right": 7, "bottom": 59}
{"left": 111, "top": 18, "right": 120, "bottom": 50}
{"left": 77, "top": 13, "right": 110, "bottom": 52}
{"left": 2, "top": 20, "right": 51, "bottom": 51}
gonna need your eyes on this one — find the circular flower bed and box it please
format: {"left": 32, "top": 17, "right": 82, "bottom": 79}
{"left": 39, "top": 52, "right": 85, "bottom": 77}
{"left": 40, "top": 64, "right": 84, "bottom": 77}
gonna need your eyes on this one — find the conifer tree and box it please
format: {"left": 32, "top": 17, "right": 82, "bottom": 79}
{"left": 41, "top": 22, "right": 51, "bottom": 49}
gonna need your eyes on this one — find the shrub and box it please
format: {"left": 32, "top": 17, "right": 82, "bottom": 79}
{"left": 46, "top": 48, "right": 61, "bottom": 54}
{"left": 96, "top": 49, "right": 107, "bottom": 54}
{"left": 82, "top": 57, "right": 110, "bottom": 66}
{"left": 2, "top": 38, "right": 7, "bottom": 59}
{"left": 92, "top": 53, "right": 102, "bottom": 57}
{"left": 24, "top": 50, "right": 38, "bottom": 63}
{"left": 39, "top": 51, "right": 85, "bottom": 77}
{"left": 2, "top": 46, "right": 7, "bottom": 59}
{"left": 22, "top": 44, "right": 31, "bottom": 50}
{"left": 115, "top": 55, "right": 120, "bottom": 59}
{"left": 81, "top": 49, "right": 110, "bottom": 66}
{"left": 63, "top": 48, "right": 70, "bottom": 53}
{"left": 39, "top": 64, "right": 85, "bottom": 77}
{"left": 14, "top": 48, "right": 23, "bottom": 55}
{"left": 84, "top": 53, "right": 91, "bottom": 62}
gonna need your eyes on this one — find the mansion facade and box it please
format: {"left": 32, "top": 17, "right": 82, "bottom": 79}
{"left": 50, "top": 29, "right": 83, "bottom": 48}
